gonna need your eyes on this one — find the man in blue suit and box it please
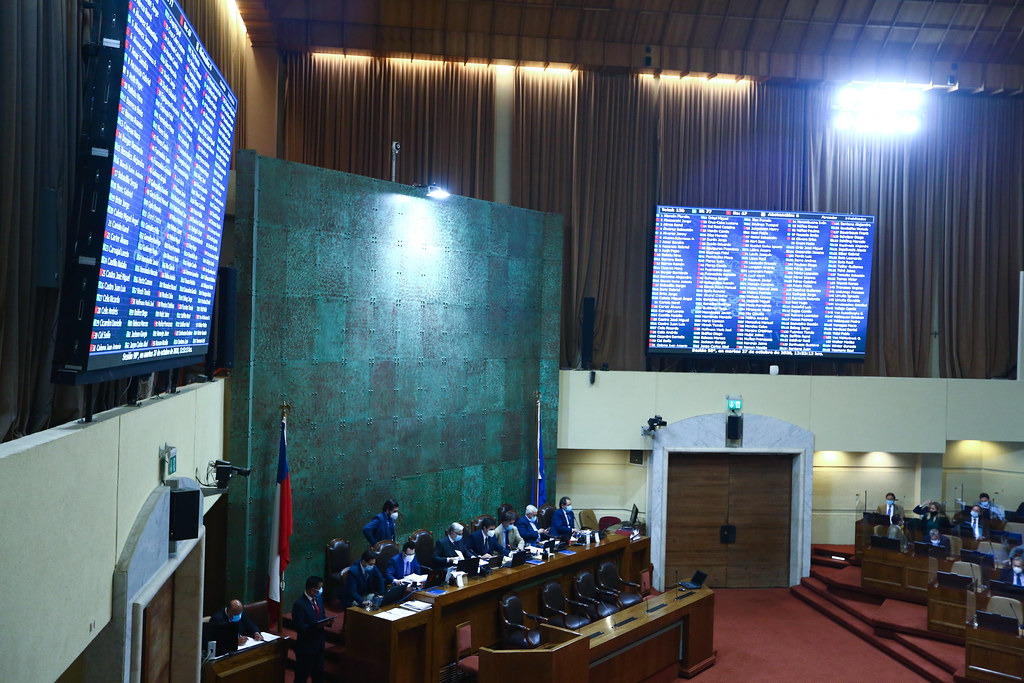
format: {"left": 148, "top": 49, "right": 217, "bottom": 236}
{"left": 291, "top": 575, "right": 331, "bottom": 683}
{"left": 347, "top": 550, "right": 386, "bottom": 608}
{"left": 550, "top": 496, "right": 577, "bottom": 540}
{"left": 467, "top": 516, "right": 504, "bottom": 558}
{"left": 386, "top": 541, "right": 422, "bottom": 583}
{"left": 433, "top": 522, "right": 476, "bottom": 566}
{"left": 516, "top": 505, "right": 548, "bottom": 545}
{"left": 363, "top": 498, "right": 399, "bottom": 546}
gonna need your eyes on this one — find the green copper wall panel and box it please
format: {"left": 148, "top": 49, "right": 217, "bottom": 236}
{"left": 228, "top": 153, "right": 561, "bottom": 604}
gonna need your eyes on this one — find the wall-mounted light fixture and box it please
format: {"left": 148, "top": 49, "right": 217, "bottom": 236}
{"left": 426, "top": 184, "right": 450, "bottom": 199}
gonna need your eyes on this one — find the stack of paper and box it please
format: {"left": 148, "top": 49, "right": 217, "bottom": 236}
{"left": 402, "top": 600, "right": 433, "bottom": 612}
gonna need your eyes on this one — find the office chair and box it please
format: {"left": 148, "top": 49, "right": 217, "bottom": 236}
{"left": 987, "top": 596, "right": 1024, "bottom": 624}
{"left": 597, "top": 560, "right": 643, "bottom": 608}
{"left": 454, "top": 621, "right": 479, "bottom": 681}
{"left": 373, "top": 539, "right": 401, "bottom": 570}
{"left": 951, "top": 560, "right": 983, "bottom": 586}
{"left": 574, "top": 570, "right": 619, "bottom": 620}
{"left": 409, "top": 529, "right": 434, "bottom": 570}
{"left": 325, "top": 538, "right": 351, "bottom": 608}
{"left": 639, "top": 563, "right": 661, "bottom": 600}
{"left": 540, "top": 580, "right": 589, "bottom": 630}
{"left": 598, "top": 516, "right": 621, "bottom": 531}
{"left": 579, "top": 509, "right": 599, "bottom": 530}
{"left": 497, "top": 502, "right": 517, "bottom": 521}
{"left": 498, "top": 592, "right": 544, "bottom": 649}
{"left": 538, "top": 504, "right": 556, "bottom": 530}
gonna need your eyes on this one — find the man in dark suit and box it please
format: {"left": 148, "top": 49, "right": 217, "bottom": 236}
{"left": 386, "top": 541, "right": 422, "bottom": 583}
{"left": 925, "top": 528, "right": 951, "bottom": 555}
{"left": 550, "top": 496, "right": 577, "bottom": 540}
{"left": 999, "top": 556, "right": 1024, "bottom": 586}
{"left": 467, "top": 516, "right": 504, "bottom": 558}
{"left": 516, "top": 505, "right": 548, "bottom": 545}
{"left": 433, "top": 522, "right": 476, "bottom": 566}
{"left": 206, "top": 599, "right": 263, "bottom": 648}
{"left": 291, "top": 576, "right": 331, "bottom": 683}
{"left": 347, "top": 549, "right": 386, "bottom": 608}
{"left": 363, "top": 498, "right": 399, "bottom": 546}
{"left": 959, "top": 505, "right": 988, "bottom": 541}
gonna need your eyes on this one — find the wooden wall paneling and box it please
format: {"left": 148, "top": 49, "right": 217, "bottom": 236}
{"left": 724, "top": 453, "right": 792, "bottom": 587}
{"left": 142, "top": 574, "right": 174, "bottom": 683}
{"left": 666, "top": 454, "right": 729, "bottom": 587}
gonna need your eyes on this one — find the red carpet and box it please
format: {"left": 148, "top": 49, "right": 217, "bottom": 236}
{"left": 686, "top": 587, "right": 929, "bottom": 681}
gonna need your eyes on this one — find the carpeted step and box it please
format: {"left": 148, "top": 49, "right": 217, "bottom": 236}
{"left": 791, "top": 585, "right": 951, "bottom": 683}
{"left": 811, "top": 555, "right": 852, "bottom": 569}
{"left": 893, "top": 633, "right": 962, "bottom": 675}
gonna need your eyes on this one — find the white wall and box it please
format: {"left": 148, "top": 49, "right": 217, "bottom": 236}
{"left": 0, "top": 381, "right": 225, "bottom": 683}
{"left": 555, "top": 450, "right": 648, "bottom": 523}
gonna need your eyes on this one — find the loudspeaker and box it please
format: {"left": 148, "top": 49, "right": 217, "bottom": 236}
{"left": 581, "top": 297, "right": 595, "bottom": 370}
{"left": 629, "top": 450, "right": 644, "bottom": 466}
{"left": 720, "top": 525, "right": 736, "bottom": 543}
{"left": 726, "top": 414, "right": 743, "bottom": 442}
{"left": 169, "top": 488, "right": 201, "bottom": 541}
{"left": 207, "top": 266, "right": 237, "bottom": 370}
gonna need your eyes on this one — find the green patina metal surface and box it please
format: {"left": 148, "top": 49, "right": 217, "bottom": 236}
{"left": 228, "top": 152, "right": 562, "bottom": 605}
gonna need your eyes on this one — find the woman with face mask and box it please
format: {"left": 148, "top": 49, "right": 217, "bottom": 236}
{"left": 363, "top": 498, "right": 400, "bottom": 546}
{"left": 912, "top": 499, "right": 951, "bottom": 532}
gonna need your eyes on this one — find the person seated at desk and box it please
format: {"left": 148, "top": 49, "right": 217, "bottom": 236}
{"left": 497, "top": 511, "right": 526, "bottom": 553}
{"left": 433, "top": 522, "right": 476, "bottom": 566}
{"left": 468, "top": 516, "right": 505, "bottom": 559}
{"left": 913, "top": 500, "right": 951, "bottom": 533}
{"left": 386, "top": 541, "right": 421, "bottom": 583}
{"left": 292, "top": 576, "right": 330, "bottom": 683}
{"left": 208, "top": 599, "right": 264, "bottom": 646}
{"left": 977, "top": 492, "right": 1005, "bottom": 521}
{"left": 516, "top": 505, "right": 548, "bottom": 545}
{"left": 347, "top": 550, "right": 386, "bottom": 608}
{"left": 887, "top": 515, "right": 908, "bottom": 551}
{"left": 927, "top": 528, "right": 951, "bottom": 554}
{"left": 1000, "top": 556, "right": 1024, "bottom": 586}
{"left": 876, "top": 493, "right": 904, "bottom": 521}
{"left": 551, "top": 497, "right": 578, "bottom": 540}
{"left": 363, "top": 498, "right": 399, "bottom": 546}
{"left": 959, "top": 505, "right": 989, "bottom": 541}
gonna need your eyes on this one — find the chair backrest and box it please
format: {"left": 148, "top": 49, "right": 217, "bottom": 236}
{"left": 455, "top": 621, "right": 473, "bottom": 659}
{"left": 947, "top": 534, "right": 963, "bottom": 556}
{"left": 598, "top": 516, "right": 621, "bottom": 531}
{"left": 410, "top": 529, "right": 434, "bottom": 569}
{"left": 243, "top": 600, "right": 270, "bottom": 632}
{"left": 574, "top": 571, "right": 599, "bottom": 601}
{"left": 873, "top": 525, "right": 886, "bottom": 536}
{"left": 987, "top": 596, "right": 1024, "bottom": 621}
{"left": 374, "top": 539, "right": 401, "bottom": 569}
{"left": 539, "top": 504, "right": 556, "bottom": 529}
{"left": 597, "top": 560, "right": 621, "bottom": 591}
{"left": 1004, "top": 522, "right": 1024, "bottom": 535}
{"left": 471, "top": 515, "right": 490, "bottom": 533}
{"left": 499, "top": 592, "right": 525, "bottom": 628}
{"left": 952, "top": 561, "right": 983, "bottom": 584}
{"left": 497, "top": 503, "right": 517, "bottom": 522}
{"left": 639, "top": 567, "right": 652, "bottom": 596}
{"left": 579, "top": 509, "right": 599, "bottom": 530}
{"left": 326, "top": 538, "right": 351, "bottom": 575}
{"left": 541, "top": 580, "right": 565, "bottom": 615}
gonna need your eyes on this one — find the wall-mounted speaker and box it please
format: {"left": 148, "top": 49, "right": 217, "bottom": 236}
{"left": 169, "top": 488, "right": 201, "bottom": 541}
{"left": 629, "top": 450, "right": 644, "bottom": 466}
{"left": 726, "top": 414, "right": 743, "bottom": 442}
{"left": 207, "top": 266, "right": 238, "bottom": 371}
{"left": 581, "top": 297, "right": 595, "bottom": 370}
{"left": 720, "top": 525, "right": 736, "bottom": 543}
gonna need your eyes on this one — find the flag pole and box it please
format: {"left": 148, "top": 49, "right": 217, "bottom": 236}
{"left": 534, "top": 391, "right": 541, "bottom": 507}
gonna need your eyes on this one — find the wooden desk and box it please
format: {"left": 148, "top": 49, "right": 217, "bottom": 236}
{"left": 581, "top": 586, "right": 716, "bottom": 681}
{"left": 200, "top": 638, "right": 287, "bottom": 683}
{"left": 861, "top": 548, "right": 940, "bottom": 603}
{"left": 965, "top": 625, "right": 1024, "bottom": 682}
{"left": 344, "top": 604, "right": 433, "bottom": 683}
{"left": 478, "top": 625, "right": 589, "bottom": 682}
{"left": 927, "top": 583, "right": 984, "bottom": 637}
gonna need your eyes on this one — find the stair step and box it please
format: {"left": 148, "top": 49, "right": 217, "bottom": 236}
{"left": 811, "top": 556, "right": 851, "bottom": 569}
{"left": 791, "top": 585, "right": 951, "bottom": 682}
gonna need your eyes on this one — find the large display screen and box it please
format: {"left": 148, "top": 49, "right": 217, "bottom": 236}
{"left": 648, "top": 206, "right": 875, "bottom": 359}
{"left": 53, "top": 0, "right": 236, "bottom": 384}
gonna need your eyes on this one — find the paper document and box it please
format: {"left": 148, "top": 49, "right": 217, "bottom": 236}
{"left": 402, "top": 600, "right": 433, "bottom": 612}
{"left": 397, "top": 574, "right": 427, "bottom": 584}
{"left": 375, "top": 608, "right": 417, "bottom": 621}
{"left": 237, "top": 633, "right": 277, "bottom": 651}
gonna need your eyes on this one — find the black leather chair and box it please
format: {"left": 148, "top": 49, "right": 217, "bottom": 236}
{"left": 540, "top": 580, "right": 590, "bottom": 630}
{"left": 538, "top": 504, "right": 556, "bottom": 531}
{"left": 497, "top": 503, "right": 517, "bottom": 521}
{"left": 498, "top": 592, "right": 544, "bottom": 649}
{"left": 409, "top": 529, "right": 434, "bottom": 570}
{"left": 325, "top": 538, "right": 351, "bottom": 608}
{"left": 597, "top": 560, "right": 643, "bottom": 608}
{"left": 374, "top": 539, "right": 401, "bottom": 575}
{"left": 574, "top": 570, "right": 619, "bottom": 620}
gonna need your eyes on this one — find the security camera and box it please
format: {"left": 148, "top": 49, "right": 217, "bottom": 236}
{"left": 213, "top": 459, "right": 251, "bottom": 489}
{"left": 391, "top": 141, "right": 401, "bottom": 154}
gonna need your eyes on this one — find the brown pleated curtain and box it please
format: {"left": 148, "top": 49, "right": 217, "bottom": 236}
{"left": 0, "top": 0, "right": 249, "bottom": 441}
{"left": 283, "top": 54, "right": 495, "bottom": 201}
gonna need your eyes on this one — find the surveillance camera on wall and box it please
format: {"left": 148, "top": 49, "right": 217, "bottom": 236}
{"left": 391, "top": 141, "right": 401, "bottom": 153}
{"left": 213, "top": 459, "right": 251, "bottom": 489}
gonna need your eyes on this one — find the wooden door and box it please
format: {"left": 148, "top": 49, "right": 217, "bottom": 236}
{"left": 666, "top": 452, "right": 792, "bottom": 588}
{"left": 142, "top": 574, "right": 174, "bottom": 683}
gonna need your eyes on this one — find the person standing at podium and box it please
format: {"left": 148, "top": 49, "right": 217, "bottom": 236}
{"left": 363, "top": 498, "right": 399, "bottom": 546}
{"left": 292, "top": 576, "right": 330, "bottom": 683}
{"left": 551, "top": 497, "right": 578, "bottom": 540}
{"left": 516, "top": 505, "right": 548, "bottom": 545}
{"left": 876, "top": 493, "right": 904, "bottom": 521}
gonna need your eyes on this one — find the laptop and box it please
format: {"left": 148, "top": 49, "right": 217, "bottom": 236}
{"left": 680, "top": 570, "right": 708, "bottom": 590}
{"left": 487, "top": 555, "right": 502, "bottom": 568}
{"left": 455, "top": 557, "right": 480, "bottom": 577}
{"left": 424, "top": 567, "right": 449, "bottom": 589}
{"left": 378, "top": 584, "right": 407, "bottom": 607}
{"left": 622, "top": 504, "right": 640, "bottom": 530}
{"left": 509, "top": 551, "right": 528, "bottom": 568}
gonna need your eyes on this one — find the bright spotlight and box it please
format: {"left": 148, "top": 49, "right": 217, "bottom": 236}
{"left": 426, "top": 184, "right": 450, "bottom": 199}
{"left": 834, "top": 83, "right": 925, "bottom": 135}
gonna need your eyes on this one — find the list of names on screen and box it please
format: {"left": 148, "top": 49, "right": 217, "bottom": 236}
{"left": 94, "top": 0, "right": 236, "bottom": 371}
{"left": 648, "top": 206, "right": 875, "bottom": 359}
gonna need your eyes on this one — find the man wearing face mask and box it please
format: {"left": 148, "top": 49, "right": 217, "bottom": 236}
{"left": 976, "top": 492, "right": 1006, "bottom": 521}
{"left": 363, "top": 498, "right": 400, "bottom": 546}
{"left": 912, "top": 500, "right": 951, "bottom": 533}
{"left": 926, "top": 528, "right": 951, "bottom": 555}
{"left": 468, "top": 516, "right": 505, "bottom": 558}
{"left": 497, "top": 511, "right": 526, "bottom": 553}
{"left": 292, "top": 576, "right": 331, "bottom": 683}
{"left": 516, "top": 504, "right": 548, "bottom": 545}
{"left": 207, "top": 599, "right": 263, "bottom": 646}
{"left": 959, "top": 504, "right": 988, "bottom": 540}
{"left": 1000, "top": 556, "right": 1024, "bottom": 586}
{"left": 386, "top": 541, "right": 422, "bottom": 583}
{"left": 347, "top": 550, "right": 386, "bottom": 608}
{"left": 433, "top": 522, "right": 476, "bottom": 566}
{"left": 875, "top": 493, "right": 904, "bottom": 521}
{"left": 551, "top": 496, "right": 578, "bottom": 540}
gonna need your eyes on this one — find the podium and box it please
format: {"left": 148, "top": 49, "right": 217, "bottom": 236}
{"left": 200, "top": 638, "right": 287, "bottom": 683}
{"left": 478, "top": 626, "right": 589, "bottom": 682}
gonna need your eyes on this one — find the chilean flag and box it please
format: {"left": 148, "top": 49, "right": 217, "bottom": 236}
{"left": 267, "top": 417, "right": 292, "bottom": 629}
